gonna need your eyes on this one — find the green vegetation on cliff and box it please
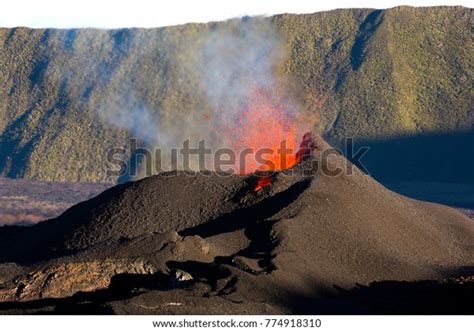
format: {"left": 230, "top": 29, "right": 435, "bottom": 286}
{"left": 0, "top": 6, "right": 472, "bottom": 182}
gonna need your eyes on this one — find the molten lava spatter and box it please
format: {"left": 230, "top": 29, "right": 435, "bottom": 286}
{"left": 214, "top": 87, "right": 314, "bottom": 192}
{"left": 222, "top": 88, "right": 300, "bottom": 175}
{"left": 253, "top": 132, "right": 317, "bottom": 191}
{"left": 254, "top": 176, "right": 272, "bottom": 191}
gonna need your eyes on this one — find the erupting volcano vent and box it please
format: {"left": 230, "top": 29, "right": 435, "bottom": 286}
{"left": 219, "top": 88, "right": 302, "bottom": 175}
{"left": 0, "top": 134, "right": 473, "bottom": 314}
{"left": 253, "top": 131, "right": 317, "bottom": 191}
{"left": 192, "top": 21, "right": 313, "bottom": 178}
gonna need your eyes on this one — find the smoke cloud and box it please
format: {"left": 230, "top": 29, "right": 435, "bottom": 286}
{"left": 96, "top": 93, "right": 159, "bottom": 146}
{"left": 96, "top": 18, "right": 309, "bottom": 177}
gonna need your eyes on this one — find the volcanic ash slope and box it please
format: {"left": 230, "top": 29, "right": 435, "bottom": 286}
{"left": 0, "top": 136, "right": 472, "bottom": 313}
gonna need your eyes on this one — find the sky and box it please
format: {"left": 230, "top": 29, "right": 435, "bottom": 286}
{"left": 1, "top": 0, "right": 471, "bottom": 28}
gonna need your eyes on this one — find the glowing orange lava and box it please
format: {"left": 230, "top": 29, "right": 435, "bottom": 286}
{"left": 223, "top": 88, "right": 301, "bottom": 175}
{"left": 254, "top": 176, "right": 272, "bottom": 191}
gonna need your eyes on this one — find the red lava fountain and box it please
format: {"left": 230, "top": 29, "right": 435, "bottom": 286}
{"left": 217, "top": 88, "right": 305, "bottom": 191}
{"left": 223, "top": 88, "right": 300, "bottom": 176}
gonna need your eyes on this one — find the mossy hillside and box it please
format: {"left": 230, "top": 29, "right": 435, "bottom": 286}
{"left": 0, "top": 7, "right": 472, "bottom": 182}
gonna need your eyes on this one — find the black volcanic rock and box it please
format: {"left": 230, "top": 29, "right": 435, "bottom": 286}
{"left": 0, "top": 136, "right": 472, "bottom": 314}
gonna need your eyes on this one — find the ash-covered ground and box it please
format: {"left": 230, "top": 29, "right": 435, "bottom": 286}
{"left": 0, "top": 136, "right": 472, "bottom": 314}
{"left": 1, "top": 177, "right": 472, "bottom": 227}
